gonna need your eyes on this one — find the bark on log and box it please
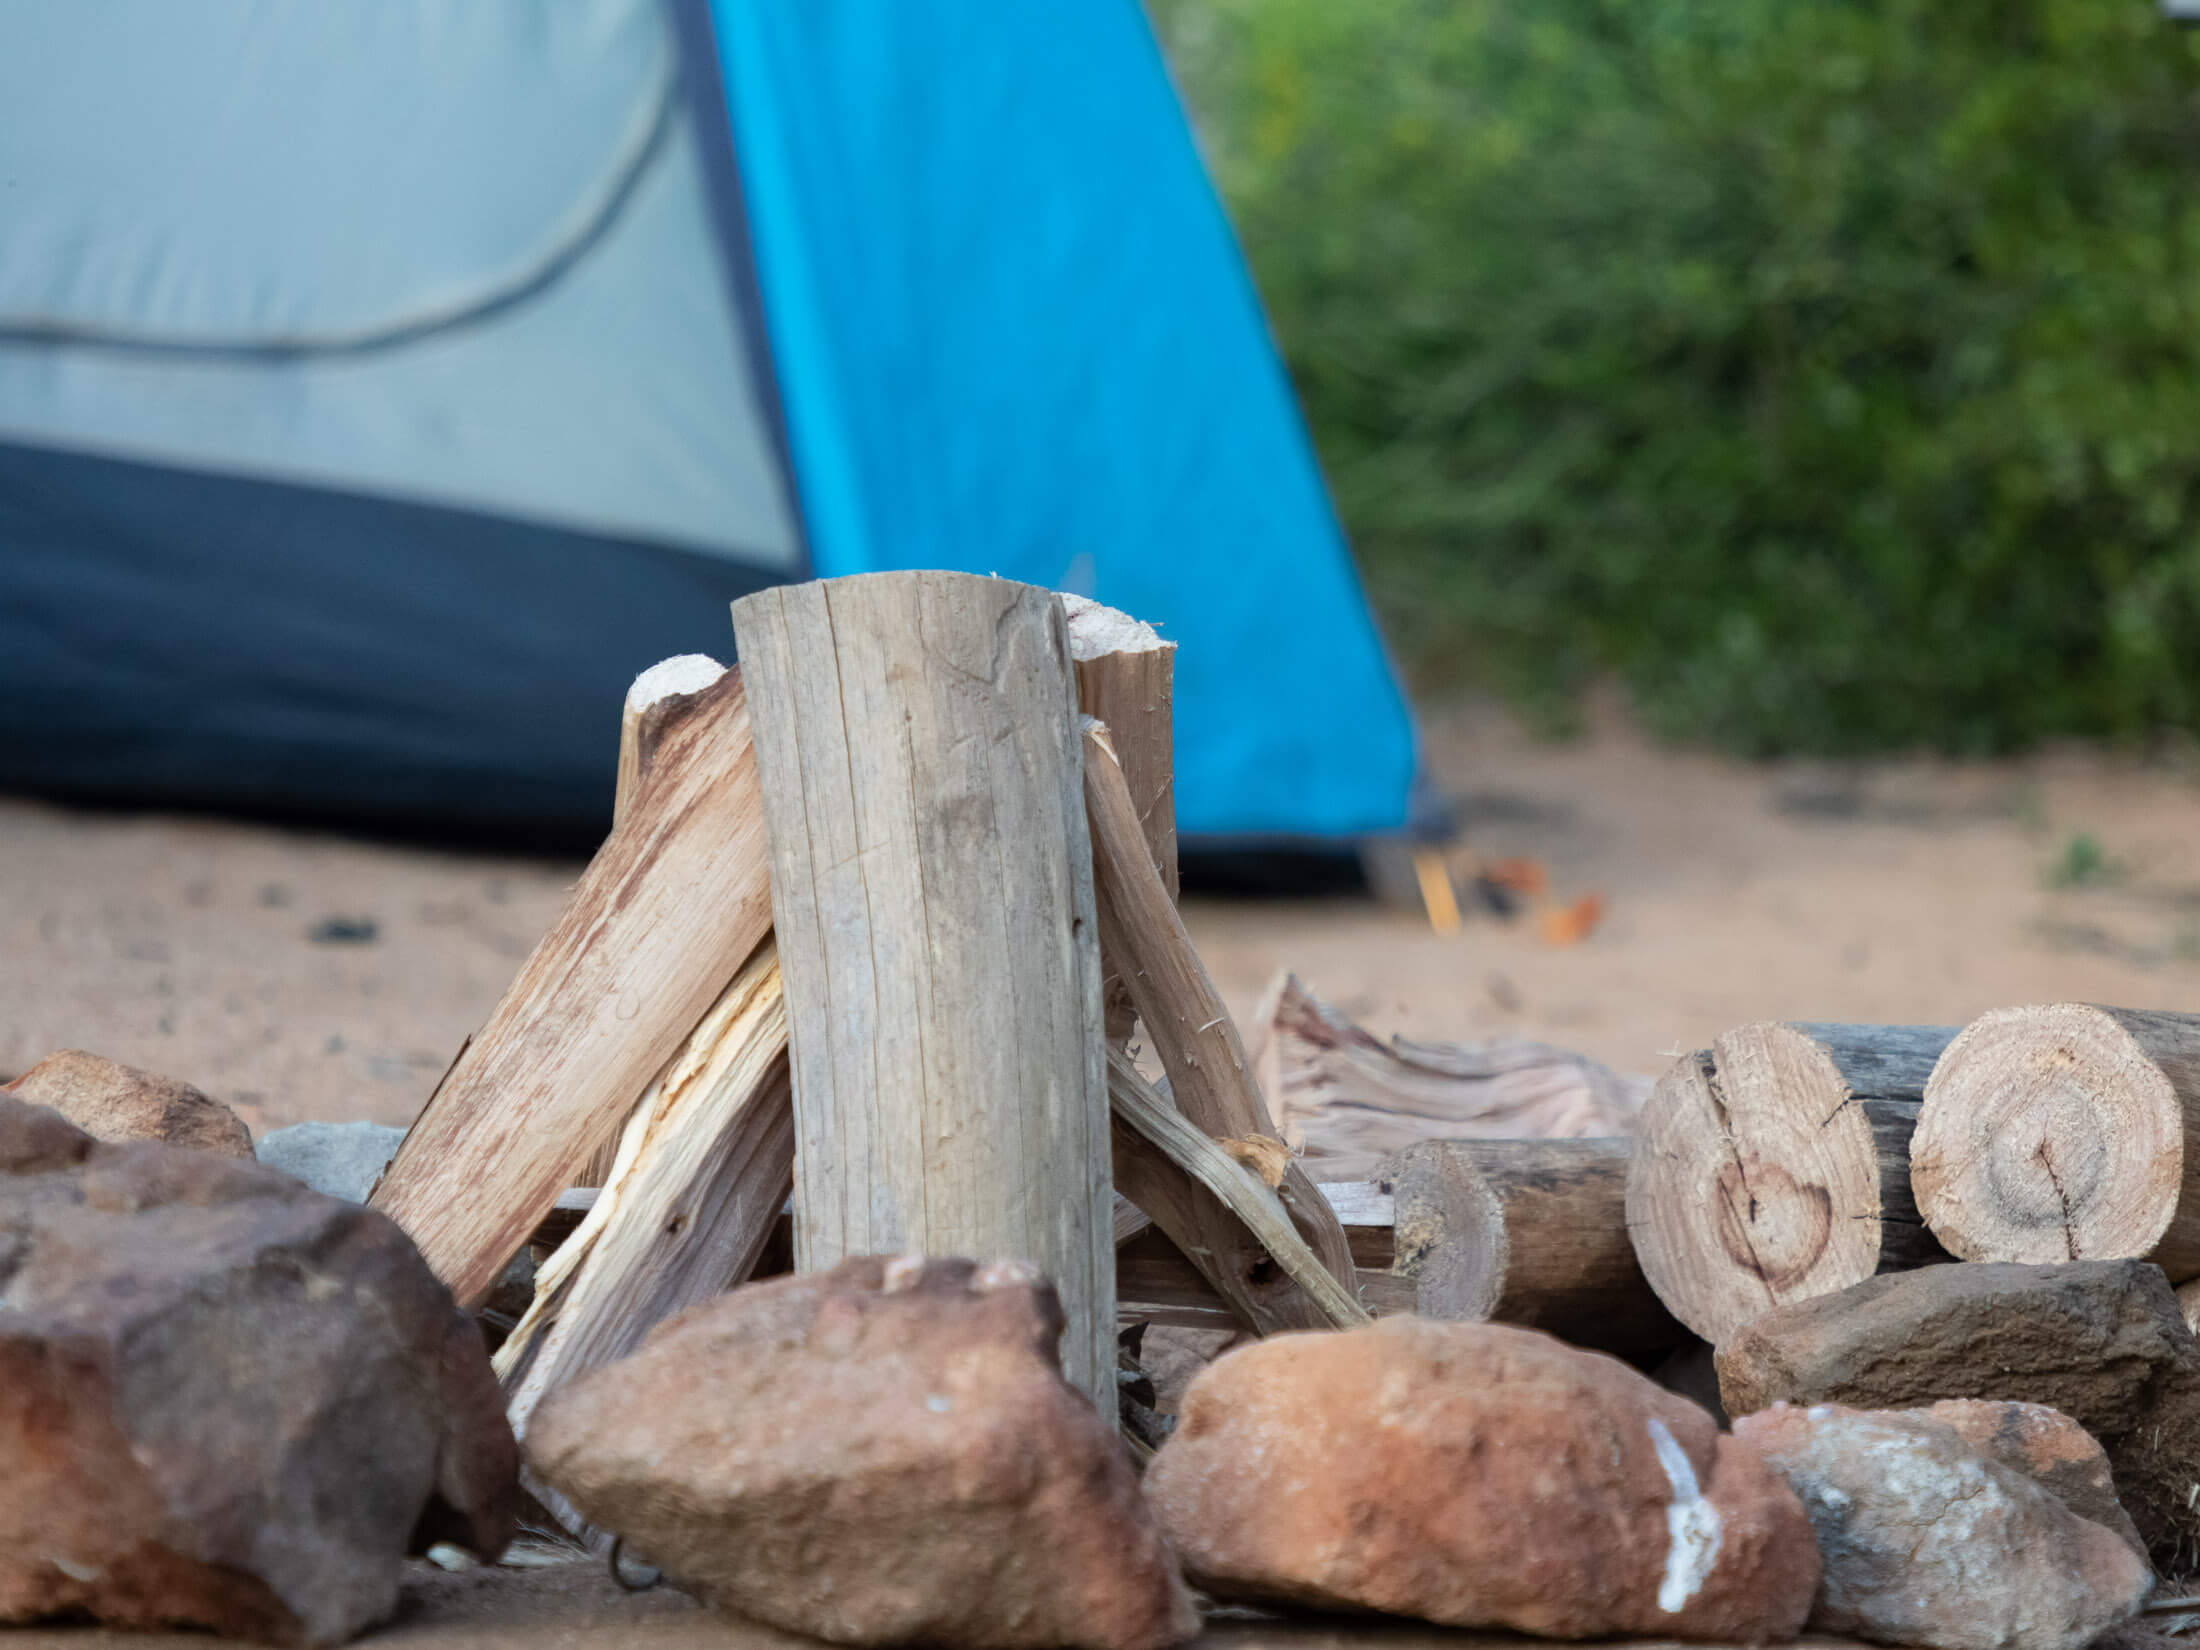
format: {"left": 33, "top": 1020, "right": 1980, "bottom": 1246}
{"left": 371, "top": 661, "right": 772, "bottom": 1307}
{"left": 1249, "top": 972, "right": 1650, "bottom": 1181}
{"left": 1914, "top": 1004, "right": 2200, "bottom": 1279}
{"left": 729, "top": 572, "right": 1114, "bottom": 1408}
{"left": 1625, "top": 1020, "right": 1955, "bottom": 1344}
{"left": 1386, "top": 1137, "right": 1684, "bottom": 1361}
{"left": 1083, "top": 720, "right": 1361, "bottom": 1330}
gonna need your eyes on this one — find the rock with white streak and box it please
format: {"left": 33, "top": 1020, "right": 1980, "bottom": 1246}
{"left": 1144, "top": 1317, "right": 1819, "bottom": 1642}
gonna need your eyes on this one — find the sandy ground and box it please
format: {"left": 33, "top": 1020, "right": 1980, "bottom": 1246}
{"left": 0, "top": 1556, "right": 1872, "bottom": 1650}
{"left": 5, "top": 700, "right": 2198, "bottom": 1127}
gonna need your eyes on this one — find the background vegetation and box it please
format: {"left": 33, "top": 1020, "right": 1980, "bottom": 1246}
{"left": 1150, "top": 0, "right": 2200, "bottom": 753}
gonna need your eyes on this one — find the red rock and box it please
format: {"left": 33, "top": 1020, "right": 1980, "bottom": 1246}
{"left": 528, "top": 1255, "right": 1196, "bottom": 1650}
{"left": 1143, "top": 1316, "right": 1818, "bottom": 1643}
{"left": 6, "top": 1049, "right": 252, "bottom": 1157}
{"left": 1735, "top": 1402, "right": 2151, "bottom": 1650}
{"left": 1909, "top": 1399, "right": 2146, "bottom": 1563}
{"left": 0, "top": 1096, "right": 516, "bottom": 1645}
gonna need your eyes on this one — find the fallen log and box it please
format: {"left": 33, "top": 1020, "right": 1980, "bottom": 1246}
{"left": 1625, "top": 1021, "right": 1954, "bottom": 1344}
{"left": 371, "top": 658, "right": 773, "bottom": 1307}
{"left": 1914, "top": 1004, "right": 2200, "bottom": 1278}
{"left": 730, "top": 572, "right": 1115, "bottom": 1409}
{"left": 1249, "top": 973, "right": 1649, "bottom": 1181}
{"left": 1083, "top": 719, "right": 1360, "bottom": 1330}
{"left": 1388, "top": 1137, "right": 1683, "bottom": 1361}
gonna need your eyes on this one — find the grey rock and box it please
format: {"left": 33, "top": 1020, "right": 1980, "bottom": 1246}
{"left": 1734, "top": 1402, "right": 2150, "bottom": 1650}
{"left": 255, "top": 1120, "right": 405, "bottom": 1202}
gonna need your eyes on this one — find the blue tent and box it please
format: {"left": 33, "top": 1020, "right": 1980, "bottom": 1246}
{"left": 0, "top": 0, "right": 1418, "bottom": 845}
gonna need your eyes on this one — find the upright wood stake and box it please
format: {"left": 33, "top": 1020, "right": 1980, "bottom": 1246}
{"left": 1082, "top": 720, "right": 1361, "bottom": 1321}
{"left": 729, "top": 572, "right": 1114, "bottom": 1409}
{"left": 372, "top": 662, "right": 772, "bottom": 1307}
{"left": 1062, "top": 597, "right": 1176, "bottom": 1046}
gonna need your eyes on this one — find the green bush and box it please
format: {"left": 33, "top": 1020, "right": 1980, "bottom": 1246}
{"left": 1150, "top": 0, "right": 2200, "bottom": 752}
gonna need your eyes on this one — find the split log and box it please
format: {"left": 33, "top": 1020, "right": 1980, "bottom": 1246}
{"left": 495, "top": 946, "right": 793, "bottom": 1541}
{"left": 1063, "top": 596, "right": 1176, "bottom": 1044}
{"left": 1249, "top": 973, "right": 1649, "bottom": 1181}
{"left": 1083, "top": 719, "right": 1361, "bottom": 1330}
{"left": 729, "top": 572, "right": 1114, "bottom": 1408}
{"left": 1625, "top": 1021, "right": 1955, "bottom": 1344}
{"left": 1387, "top": 1137, "right": 1683, "bottom": 1360}
{"left": 1109, "top": 1174, "right": 1413, "bottom": 1328}
{"left": 1914, "top": 1005, "right": 2200, "bottom": 1278}
{"left": 371, "top": 660, "right": 772, "bottom": 1307}
{"left": 1109, "top": 1048, "right": 1368, "bottom": 1332}
{"left": 577, "top": 656, "right": 740, "bottom": 1192}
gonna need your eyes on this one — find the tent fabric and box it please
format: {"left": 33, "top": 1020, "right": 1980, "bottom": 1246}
{"left": 710, "top": 0, "right": 1418, "bottom": 839}
{"left": 0, "top": 0, "right": 802, "bottom": 567}
{"left": 0, "top": 0, "right": 1419, "bottom": 844}
{"left": 0, "top": 440, "right": 791, "bottom": 830}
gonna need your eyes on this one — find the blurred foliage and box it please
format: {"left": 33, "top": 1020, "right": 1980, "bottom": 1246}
{"left": 1149, "top": 0, "right": 2200, "bottom": 752}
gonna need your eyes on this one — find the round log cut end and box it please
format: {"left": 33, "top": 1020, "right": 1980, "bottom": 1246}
{"left": 1391, "top": 1157, "right": 1509, "bottom": 1323}
{"left": 1913, "top": 1004, "right": 2183, "bottom": 1268}
{"left": 1625, "top": 1023, "right": 1884, "bottom": 1344}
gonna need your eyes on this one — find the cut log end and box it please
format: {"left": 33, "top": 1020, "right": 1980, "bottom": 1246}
{"left": 1625, "top": 1022, "right": 1894, "bottom": 1344}
{"left": 1394, "top": 1137, "right": 1683, "bottom": 1360}
{"left": 1913, "top": 1003, "right": 2187, "bottom": 1269}
{"left": 624, "top": 653, "right": 727, "bottom": 714}
{"left": 1061, "top": 593, "right": 1171, "bottom": 661}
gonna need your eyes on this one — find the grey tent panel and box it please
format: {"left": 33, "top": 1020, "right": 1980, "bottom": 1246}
{"left": 0, "top": 0, "right": 800, "bottom": 565}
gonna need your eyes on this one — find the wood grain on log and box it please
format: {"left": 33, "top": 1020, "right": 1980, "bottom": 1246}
{"left": 371, "top": 662, "right": 772, "bottom": 1307}
{"left": 730, "top": 572, "right": 1114, "bottom": 1407}
{"left": 1625, "top": 1021, "right": 1954, "bottom": 1344}
{"left": 575, "top": 656, "right": 743, "bottom": 1193}
{"left": 1914, "top": 1004, "right": 2200, "bottom": 1279}
{"left": 1387, "top": 1137, "right": 1683, "bottom": 1360}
